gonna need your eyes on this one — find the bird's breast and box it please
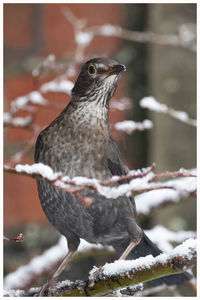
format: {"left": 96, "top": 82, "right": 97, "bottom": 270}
{"left": 37, "top": 123, "right": 111, "bottom": 180}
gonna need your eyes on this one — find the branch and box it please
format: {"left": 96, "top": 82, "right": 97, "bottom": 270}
{"left": 4, "top": 163, "right": 196, "bottom": 208}
{"left": 4, "top": 238, "right": 196, "bottom": 296}
{"left": 9, "top": 91, "right": 48, "bottom": 115}
{"left": 3, "top": 236, "right": 113, "bottom": 291}
{"left": 40, "top": 77, "right": 74, "bottom": 95}
{"left": 90, "top": 24, "right": 196, "bottom": 52}
{"left": 140, "top": 96, "right": 196, "bottom": 127}
{"left": 3, "top": 113, "right": 35, "bottom": 129}
{"left": 4, "top": 226, "right": 195, "bottom": 291}
{"left": 3, "top": 233, "right": 24, "bottom": 243}
{"left": 110, "top": 97, "right": 132, "bottom": 112}
{"left": 32, "top": 54, "right": 68, "bottom": 77}
{"left": 65, "top": 238, "right": 196, "bottom": 297}
{"left": 62, "top": 6, "right": 196, "bottom": 54}
{"left": 5, "top": 126, "right": 41, "bottom": 168}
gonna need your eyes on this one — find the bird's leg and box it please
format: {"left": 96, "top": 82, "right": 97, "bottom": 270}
{"left": 38, "top": 250, "right": 76, "bottom": 297}
{"left": 89, "top": 238, "right": 142, "bottom": 287}
{"left": 119, "top": 238, "right": 141, "bottom": 260}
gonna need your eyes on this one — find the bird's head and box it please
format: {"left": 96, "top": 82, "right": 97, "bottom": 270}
{"left": 71, "top": 58, "right": 126, "bottom": 106}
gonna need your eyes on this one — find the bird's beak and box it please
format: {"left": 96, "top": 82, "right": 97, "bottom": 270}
{"left": 103, "top": 64, "right": 126, "bottom": 76}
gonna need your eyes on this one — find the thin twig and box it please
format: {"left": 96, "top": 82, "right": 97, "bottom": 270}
{"left": 4, "top": 233, "right": 24, "bottom": 243}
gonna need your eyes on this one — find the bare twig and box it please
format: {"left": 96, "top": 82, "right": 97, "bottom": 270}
{"left": 149, "top": 169, "right": 196, "bottom": 182}
{"left": 4, "top": 233, "right": 24, "bottom": 243}
{"left": 6, "top": 126, "right": 41, "bottom": 168}
{"left": 62, "top": 7, "right": 91, "bottom": 61}
{"left": 101, "top": 163, "right": 156, "bottom": 185}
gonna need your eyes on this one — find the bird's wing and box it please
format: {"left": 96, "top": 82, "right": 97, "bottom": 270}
{"left": 106, "top": 137, "right": 139, "bottom": 222}
{"left": 106, "top": 137, "right": 129, "bottom": 177}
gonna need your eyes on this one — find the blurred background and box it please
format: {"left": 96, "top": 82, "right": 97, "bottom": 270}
{"left": 4, "top": 3, "right": 196, "bottom": 296}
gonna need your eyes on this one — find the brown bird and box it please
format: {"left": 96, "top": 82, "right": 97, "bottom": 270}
{"left": 35, "top": 57, "right": 191, "bottom": 296}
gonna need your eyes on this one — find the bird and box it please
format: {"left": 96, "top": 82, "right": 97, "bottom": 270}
{"left": 35, "top": 57, "right": 192, "bottom": 295}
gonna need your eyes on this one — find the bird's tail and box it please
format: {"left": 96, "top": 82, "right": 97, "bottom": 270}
{"left": 114, "top": 232, "right": 192, "bottom": 287}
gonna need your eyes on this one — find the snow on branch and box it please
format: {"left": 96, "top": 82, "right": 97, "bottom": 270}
{"left": 110, "top": 97, "right": 132, "bottom": 111}
{"left": 95, "top": 238, "right": 196, "bottom": 277}
{"left": 9, "top": 91, "right": 48, "bottom": 115}
{"left": 145, "top": 225, "right": 196, "bottom": 253}
{"left": 4, "top": 91, "right": 48, "bottom": 130}
{"left": 140, "top": 96, "right": 196, "bottom": 127}
{"left": 114, "top": 119, "right": 153, "bottom": 134}
{"left": 4, "top": 238, "right": 196, "bottom": 296}
{"left": 91, "top": 24, "right": 196, "bottom": 51}
{"left": 3, "top": 236, "right": 113, "bottom": 291}
{"left": 3, "top": 113, "right": 34, "bottom": 128}
{"left": 4, "top": 225, "right": 195, "bottom": 292}
{"left": 4, "top": 163, "right": 196, "bottom": 207}
{"left": 40, "top": 78, "right": 74, "bottom": 95}
{"left": 136, "top": 175, "right": 196, "bottom": 217}
{"left": 62, "top": 6, "right": 196, "bottom": 62}
{"left": 32, "top": 54, "right": 67, "bottom": 77}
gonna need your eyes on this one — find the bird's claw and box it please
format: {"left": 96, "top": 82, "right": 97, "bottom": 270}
{"left": 35, "top": 278, "right": 57, "bottom": 297}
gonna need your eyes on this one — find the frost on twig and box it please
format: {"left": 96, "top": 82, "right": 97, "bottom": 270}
{"left": 4, "top": 238, "right": 196, "bottom": 296}
{"left": 3, "top": 225, "right": 195, "bottom": 292}
{"left": 140, "top": 96, "right": 196, "bottom": 127}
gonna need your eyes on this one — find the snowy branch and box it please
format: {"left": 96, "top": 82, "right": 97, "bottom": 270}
{"left": 3, "top": 236, "right": 113, "bottom": 291}
{"left": 110, "top": 97, "right": 132, "bottom": 111}
{"left": 4, "top": 238, "right": 196, "bottom": 296}
{"left": 32, "top": 54, "right": 68, "bottom": 77}
{"left": 4, "top": 225, "right": 195, "bottom": 292}
{"left": 4, "top": 163, "right": 196, "bottom": 209}
{"left": 40, "top": 78, "right": 74, "bottom": 95}
{"left": 9, "top": 91, "right": 48, "bottom": 115}
{"left": 140, "top": 96, "right": 196, "bottom": 127}
{"left": 3, "top": 113, "right": 35, "bottom": 129}
{"left": 4, "top": 163, "right": 196, "bottom": 208}
{"left": 62, "top": 6, "right": 196, "bottom": 58}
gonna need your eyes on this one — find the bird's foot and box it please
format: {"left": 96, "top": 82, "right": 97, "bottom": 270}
{"left": 35, "top": 278, "right": 57, "bottom": 297}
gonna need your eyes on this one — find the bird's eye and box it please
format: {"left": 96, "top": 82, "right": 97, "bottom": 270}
{"left": 88, "top": 64, "right": 97, "bottom": 75}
